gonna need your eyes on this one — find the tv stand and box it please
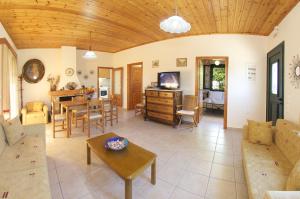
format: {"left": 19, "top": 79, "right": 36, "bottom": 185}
{"left": 144, "top": 88, "right": 182, "bottom": 127}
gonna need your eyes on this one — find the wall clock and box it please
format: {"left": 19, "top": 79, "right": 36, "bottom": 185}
{"left": 22, "top": 59, "right": 45, "bottom": 84}
{"left": 289, "top": 54, "right": 300, "bottom": 88}
{"left": 65, "top": 68, "right": 74, "bottom": 76}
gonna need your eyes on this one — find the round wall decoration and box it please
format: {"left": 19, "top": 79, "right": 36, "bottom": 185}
{"left": 65, "top": 68, "right": 74, "bottom": 76}
{"left": 289, "top": 54, "right": 300, "bottom": 88}
{"left": 22, "top": 59, "right": 45, "bottom": 84}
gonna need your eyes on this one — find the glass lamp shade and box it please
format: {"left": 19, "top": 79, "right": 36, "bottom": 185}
{"left": 160, "top": 15, "right": 191, "bottom": 34}
{"left": 83, "top": 50, "right": 97, "bottom": 59}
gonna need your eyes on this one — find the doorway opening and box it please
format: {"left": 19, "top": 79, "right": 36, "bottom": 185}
{"left": 127, "top": 62, "right": 143, "bottom": 110}
{"left": 97, "top": 66, "right": 123, "bottom": 107}
{"left": 267, "top": 42, "right": 284, "bottom": 125}
{"left": 195, "top": 57, "right": 228, "bottom": 129}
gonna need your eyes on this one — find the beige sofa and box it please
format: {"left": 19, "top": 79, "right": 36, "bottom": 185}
{"left": 0, "top": 121, "right": 51, "bottom": 199}
{"left": 21, "top": 101, "right": 48, "bottom": 125}
{"left": 243, "top": 119, "right": 300, "bottom": 199}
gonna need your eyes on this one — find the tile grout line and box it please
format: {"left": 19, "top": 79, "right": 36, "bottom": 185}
{"left": 203, "top": 126, "right": 220, "bottom": 198}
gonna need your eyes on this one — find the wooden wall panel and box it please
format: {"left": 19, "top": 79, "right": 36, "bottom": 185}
{"left": 0, "top": 0, "right": 298, "bottom": 52}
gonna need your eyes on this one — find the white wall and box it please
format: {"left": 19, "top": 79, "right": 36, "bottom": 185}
{"left": 268, "top": 2, "right": 300, "bottom": 124}
{"left": 113, "top": 35, "right": 268, "bottom": 128}
{"left": 17, "top": 49, "right": 63, "bottom": 106}
{"left": 77, "top": 50, "right": 113, "bottom": 88}
{"left": 17, "top": 48, "right": 114, "bottom": 106}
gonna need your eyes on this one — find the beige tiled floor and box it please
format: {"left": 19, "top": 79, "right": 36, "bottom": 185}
{"left": 46, "top": 110, "right": 248, "bottom": 199}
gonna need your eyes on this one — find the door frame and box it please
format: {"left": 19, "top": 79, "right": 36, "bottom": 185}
{"left": 195, "top": 56, "right": 229, "bottom": 129}
{"left": 97, "top": 66, "right": 114, "bottom": 98}
{"left": 127, "top": 62, "right": 143, "bottom": 110}
{"left": 112, "top": 67, "right": 124, "bottom": 107}
{"left": 266, "top": 42, "right": 284, "bottom": 122}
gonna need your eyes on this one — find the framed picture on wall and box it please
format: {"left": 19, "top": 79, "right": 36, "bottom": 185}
{"left": 152, "top": 60, "right": 159, "bottom": 68}
{"left": 176, "top": 58, "right": 187, "bottom": 67}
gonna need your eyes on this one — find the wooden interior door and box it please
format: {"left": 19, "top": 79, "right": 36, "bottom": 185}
{"left": 127, "top": 62, "right": 143, "bottom": 110}
{"left": 112, "top": 67, "right": 123, "bottom": 107}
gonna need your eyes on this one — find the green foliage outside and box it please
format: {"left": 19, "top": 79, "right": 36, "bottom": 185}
{"left": 212, "top": 67, "right": 225, "bottom": 90}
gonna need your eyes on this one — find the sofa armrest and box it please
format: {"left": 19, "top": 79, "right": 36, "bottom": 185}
{"left": 243, "top": 125, "right": 249, "bottom": 140}
{"left": 43, "top": 105, "right": 48, "bottom": 114}
{"left": 21, "top": 108, "right": 27, "bottom": 115}
{"left": 264, "top": 191, "right": 300, "bottom": 199}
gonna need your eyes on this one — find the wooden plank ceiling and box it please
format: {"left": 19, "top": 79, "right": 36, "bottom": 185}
{"left": 0, "top": 0, "right": 298, "bottom": 53}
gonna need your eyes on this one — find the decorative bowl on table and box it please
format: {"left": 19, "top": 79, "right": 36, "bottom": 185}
{"left": 105, "top": 137, "right": 129, "bottom": 151}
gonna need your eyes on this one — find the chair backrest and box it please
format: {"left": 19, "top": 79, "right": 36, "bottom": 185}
{"left": 87, "top": 99, "right": 104, "bottom": 117}
{"left": 26, "top": 101, "right": 44, "bottom": 112}
{"left": 51, "top": 100, "right": 62, "bottom": 115}
{"left": 182, "top": 95, "right": 198, "bottom": 111}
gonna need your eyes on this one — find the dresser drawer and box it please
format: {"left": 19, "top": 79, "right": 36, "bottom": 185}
{"left": 147, "top": 103, "right": 173, "bottom": 114}
{"left": 146, "top": 90, "right": 158, "bottom": 97}
{"left": 159, "top": 92, "right": 173, "bottom": 98}
{"left": 147, "top": 97, "right": 173, "bottom": 105}
{"left": 148, "top": 111, "right": 173, "bottom": 121}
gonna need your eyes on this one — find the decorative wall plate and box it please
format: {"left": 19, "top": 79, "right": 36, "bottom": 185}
{"left": 22, "top": 59, "right": 45, "bottom": 84}
{"left": 289, "top": 54, "right": 300, "bottom": 88}
{"left": 84, "top": 75, "right": 89, "bottom": 79}
{"left": 65, "top": 68, "right": 74, "bottom": 76}
{"left": 90, "top": 70, "right": 94, "bottom": 75}
{"left": 77, "top": 70, "right": 82, "bottom": 75}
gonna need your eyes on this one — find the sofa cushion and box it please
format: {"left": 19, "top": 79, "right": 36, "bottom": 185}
{"left": 286, "top": 159, "right": 300, "bottom": 191}
{"left": 0, "top": 122, "right": 6, "bottom": 155}
{"left": 0, "top": 167, "right": 52, "bottom": 199}
{"left": 275, "top": 119, "right": 300, "bottom": 166}
{"left": 27, "top": 102, "right": 44, "bottom": 112}
{"left": 242, "top": 140, "right": 293, "bottom": 199}
{"left": 248, "top": 120, "right": 273, "bottom": 145}
{"left": 2, "top": 117, "right": 25, "bottom": 146}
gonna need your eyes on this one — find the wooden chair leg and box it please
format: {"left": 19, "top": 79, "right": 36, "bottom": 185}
{"left": 82, "top": 119, "right": 85, "bottom": 132}
{"left": 87, "top": 119, "right": 90, "bottom": 137}
{"left": 75, "top": 114, "right": 78, "bottom": 128}
{"left": 62, "top": 120, "right": 65, "bottom": 130}
{"left": 178, "top": 115, "right": 182, "bottom": 127}
{"left": 110, "top": 111, "right": 113, "bottom": 126}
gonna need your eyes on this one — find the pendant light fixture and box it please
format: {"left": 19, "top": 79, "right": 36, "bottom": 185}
{"left": 160, "top": 0, "right": 191, "bottom": 34}
{"left": 83, "top": 31, "right": 97, "bottom": 59}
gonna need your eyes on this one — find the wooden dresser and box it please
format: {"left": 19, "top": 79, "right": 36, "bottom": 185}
{"left": 145, "top": 89, "right": 182, "bottom": 127}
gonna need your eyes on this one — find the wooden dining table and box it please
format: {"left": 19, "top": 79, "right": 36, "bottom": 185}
{"left": 60, "top": 98, "right": 111, "bottom": 138}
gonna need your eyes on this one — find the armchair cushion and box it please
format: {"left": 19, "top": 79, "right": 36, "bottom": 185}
{"left": 27, "top": 102, "right": 44, "bottom": 112}
{"left": 22, "top": 102, "right": 48, "bottom": 125}
{"left": 286, "top": 159, "right": 300, "bottom": 191}
{"left": 2, "top": 117, "right": 25, "bottom": 146}
{"left": 248, "top": 120, "right": 273, "bottom": 146}
{"left": 177, "top": 110, "right": 195, "bottom": 116}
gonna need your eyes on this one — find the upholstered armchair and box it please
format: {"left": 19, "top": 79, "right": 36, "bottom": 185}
{"left": 21, "top": 101, "right": 48, "bottom": 125}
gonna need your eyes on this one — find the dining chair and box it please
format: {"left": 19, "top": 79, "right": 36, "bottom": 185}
{"left": 82, "top": 99, "right": 105, "bottom": 137}
{"left": 71, "top": 95, "right": 87, "bottom": 127}
{"left": 176, "top": 95, "right": 199, "bottom": 128}
{"left": 135, "top": 93, "right": 145, "bottom": 116}
{"left": 110, "top": 95, "right": 118, "bottom": 125}
{"left": 51, "top": 100, "right": 66, "bottom": 138}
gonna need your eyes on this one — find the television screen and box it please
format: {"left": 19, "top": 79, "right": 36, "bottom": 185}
{"left": 158, "top": 72, "right": 180, "bottom": 89}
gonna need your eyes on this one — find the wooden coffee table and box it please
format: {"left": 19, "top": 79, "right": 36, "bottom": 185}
{"left": 86, "top": 133, "right": 157, "bottom": 199}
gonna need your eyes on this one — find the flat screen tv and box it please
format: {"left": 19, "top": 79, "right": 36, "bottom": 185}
{"left": 158, "top": 72, "right": 180, "bottom": 89}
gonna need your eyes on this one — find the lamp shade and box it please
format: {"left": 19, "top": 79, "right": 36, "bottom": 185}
{"left": 83, "top": 51, "right": 97, "bottom": 59}
{"left": 160, "top": 15, "right": 191, "bottom": 34}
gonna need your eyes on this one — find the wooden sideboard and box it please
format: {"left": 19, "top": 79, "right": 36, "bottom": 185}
{"left": 144, "top": 89, "right": 182, "bottom": 127}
